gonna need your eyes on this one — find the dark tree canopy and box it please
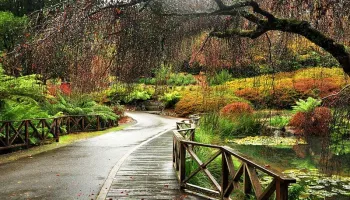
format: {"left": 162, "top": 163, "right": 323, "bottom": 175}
{"left": 2, "top": 0, "right": 350, "bottom": 91}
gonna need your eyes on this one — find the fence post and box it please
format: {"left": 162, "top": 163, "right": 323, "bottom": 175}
{"left": 179, "top": 140, "right": 186, "bottom": 188}
{"left": 41, "top": 120, "right": 45, "bottom": 139}
{"left": 96, "top": 115, "right": 100, "bottom": 131}
{"left": 5, "top": 122, "right": 9, "bottom": 146}
{"left": 55, "top": 118, "right": 60, "bottom": 142}
{"left": 67, "top": 117, "right": 71, "bottom": 134}
{"left": 190, "top": 129, "right": 195, "bottom": 141}
{"left": 25, "top": 120, "right": 29, "bottom": 148}
{"left": 276, "top": 180, "right": 289, "bottom": 200}
{"left": 82, "top": 116, "right": 85, "bottom": 131}
{"left": 221, "top": 151, "right": 229, "bottom": 199}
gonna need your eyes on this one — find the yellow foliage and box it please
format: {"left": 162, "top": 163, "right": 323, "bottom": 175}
{"left": 293, "top": 67, "right": 345, "bottom": 79}
{"left": 226, "top": 67, "right": 347, "bottom": 93}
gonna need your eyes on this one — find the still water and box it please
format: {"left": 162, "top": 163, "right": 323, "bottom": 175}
{"left": 228, "top": 136, "right": 350, "bottom": 199}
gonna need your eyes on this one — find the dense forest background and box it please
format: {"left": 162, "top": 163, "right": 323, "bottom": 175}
{"left": 1, "top": 1, "right": 350, "bottom": 199}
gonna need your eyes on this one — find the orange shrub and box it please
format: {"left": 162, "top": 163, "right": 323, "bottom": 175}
{"left": 293, "top": 78, "right": 340, "bottom": 97}
{"left": 289, "top": 107, "right": 332, "bottom": 136}
{"left": 236, "top": 87, "right": 303, "bottom": 109}
{"left": 266, "top": 86, "right": 305, "bottom": 109}
{"left": 220, "top": 102, "right": 254, "bottom": 116}
{"left": 235, "top": 78, "right": 342, "bottom": 109}
{"left": 235, "top": 88, "right": 264, "bottom": 107}
{"left": 174, "top": 92, "right": 246, "bottom": 117}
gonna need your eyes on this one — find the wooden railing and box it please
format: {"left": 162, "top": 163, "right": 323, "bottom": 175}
{"left": 0, "top": 115, "right": 116, "bottom": 151}
{"left": 173, "top": 120, "right": 296, "bottom": 200}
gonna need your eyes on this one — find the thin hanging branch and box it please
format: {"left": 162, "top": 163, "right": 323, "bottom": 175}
{"left": 189, "top": 32, "right": 212, "bottom": 64}
{"left": 207, "top": 0, "right": 350, "bottom": 75}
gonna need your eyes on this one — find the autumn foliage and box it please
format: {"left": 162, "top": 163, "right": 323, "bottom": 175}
{"left": 293, "top": 78, "right": 341, "bottom": 97}
{"left": 289, "top": 107, "right": 332, "bottom": 136}
{"left": 234, "top": 77, "right": 343, "bottom": 109}
{"left": 174, "top": 91, "right": 246, "bottom": 117}
{"left": 220, "top": 102, "right": 254, "bottom": 117}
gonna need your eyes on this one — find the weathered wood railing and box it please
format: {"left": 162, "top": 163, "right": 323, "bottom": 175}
{"left": 173, "top": 120, "right": 296, "bottom": 200}
{"left": 0, "top": 115, "right": 116, "bottom": 151}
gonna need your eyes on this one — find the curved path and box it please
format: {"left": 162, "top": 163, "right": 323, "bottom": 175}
{"left": 0, "top": 112, "right": 182, "bottom": 200}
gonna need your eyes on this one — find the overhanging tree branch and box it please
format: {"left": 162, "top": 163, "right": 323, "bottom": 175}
{"left": 208, "top": 0, "right": 350, "bottom": 75}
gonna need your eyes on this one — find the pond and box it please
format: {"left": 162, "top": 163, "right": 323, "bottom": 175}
{"left": 228, "top": 136, "right": 350, "bottom": 199}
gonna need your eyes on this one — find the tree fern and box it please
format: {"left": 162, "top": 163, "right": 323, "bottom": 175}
{"left": 292, "top": 97, "right": 322, "bottom": 113}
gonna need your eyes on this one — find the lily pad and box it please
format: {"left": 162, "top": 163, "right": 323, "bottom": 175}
{"left": 228, "top": 136, "right": 307, "bottom": 146}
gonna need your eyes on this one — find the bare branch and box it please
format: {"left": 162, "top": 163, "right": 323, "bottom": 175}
{"left": 89, "top": 0, "right": 150, "bottom": 16}
{"left": 210, "top": 27, "right": 267, "bottom": 39}
{"left": 190, "top": 32, "right": 212, "bottom": 64}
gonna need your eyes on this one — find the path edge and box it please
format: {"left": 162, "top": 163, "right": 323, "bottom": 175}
{"left": 96, "top": 127, "right": 174, "bottom": 200}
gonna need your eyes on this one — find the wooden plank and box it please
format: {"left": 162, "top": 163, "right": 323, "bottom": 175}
{"left": 106, "top": 131, "right": 203, "bottom": 199}
{"left": 258, "top": 179, "right": 276, "bottom": 200}
{"left": 8, "top": 122, "right": 21, "bottom": 145}
{"left": 0, "top": 114, "right": 116, "bottom": 151}
{"left": 221, "top": 152, "right": 229, "bottom": 199}
{"left": 223, "top": 146, "right": 296, "bottom": 183}
{"left": 246, "top": 165, "right": 263, "bottom": 198}
{"left": 183, "top": 150, "right": 221, "bottom": 184}
{"left": 182, "top": 140, "right": 222, "bottom": 149}
{"left": 276, "top": 179, "right": 289, "bottom": 200}
{"left": 185, "top": 145, "right": 221, "bottom": 192}
{"left": 244, "top": 164, "right": 252, "bottom": 194}
{"left": 0, "top": 122, "right": 6, "bottom": 134}
{"left": 185, "top": 183, "right": 220, "bottom": 196}
{"left": 0, "top": 143, "right": 27, "bottom": 150}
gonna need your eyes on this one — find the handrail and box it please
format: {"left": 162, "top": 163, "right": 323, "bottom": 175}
{"left": 173, "top": 119, "right": 296, "bottom": 200}
{"left": 0, "top": 115, "right": 117, "bottom": 151}
{"left": 0, "top": 114, "right": 102, "bottom": 123}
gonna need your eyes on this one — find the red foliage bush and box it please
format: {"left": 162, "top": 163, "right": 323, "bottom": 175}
{"left": 175, "top": 92, "right": 243, "bottom": 117}
{"left": 60, "top": 82, "right": 71, "bottom": 95}
{"left": 235, "top": 88, "right": 264, "bottom": 107}
{"left": 293, "top": 78, "right": 340, "bottom": 97}
{"left": 267, "top": 86, "right": 303, "bottom": 109}
{"left": 236, "top": 87, "right": 303, "bottom": 109}
{"left": 235, "top": 78, "right": 341, "bottom": 109}
{"left": 289, "top": 106, "right": 332, "bottom": 136}
{"left": 220, "top": 102, "right": 254, "bottom": 116}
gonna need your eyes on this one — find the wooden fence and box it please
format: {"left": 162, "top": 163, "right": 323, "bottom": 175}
{"left": 0, "top": 115, "right": 116, "bottom": 151}
{"left": 173, "top": 120, "right": 296, "bottom": 200}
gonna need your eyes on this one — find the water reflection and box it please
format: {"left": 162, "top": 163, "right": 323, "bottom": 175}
{"left": 228, "top": 135, "right": 350, "bottom": 199}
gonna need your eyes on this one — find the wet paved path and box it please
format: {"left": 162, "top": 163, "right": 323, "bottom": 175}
{"left": 0, "top": 112, "right": 188, "bottom": 200}
{"left": 105, "top": 131, "right": 200, "bottom": 200}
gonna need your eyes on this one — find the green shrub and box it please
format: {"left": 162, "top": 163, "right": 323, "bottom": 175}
{"left": 288, "top": 184, "right": 309, "bottom": 200}
{"left": 0, "top": 99, "right": 50, "bottom": 121}
{"left": 167, "top": 73, "right": 196, "bottom": 86}
{"left": 269, "top": 116, "right": 290, "bottom": 129}
{"left": 102, "top": 84, "right": 154, "bottom": 104}
{"left": 292, "top": 97, "right": 321, "bottom": 113}
{"left": 47, "top": 94, "right": 118, "bottom": 121}
{"left": 159, "top": 91, "right": 181, "bottom": 108}
{"left": 197, "top": 113, "right": 262, "bottom": 138}
{"left": 125, "top": 90, "right": 151, "bottom": 103}
{"left": 140, "top": 72, "right": 196, "bottom": 86}
{"left": 208, "top": 70, "right": 233, "bottom": 86}
{"left": 0, "top": 66, "right": 49, "bottom": 121}
{"left": 0, "top": 11, "right": 28, "bottom": 51}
